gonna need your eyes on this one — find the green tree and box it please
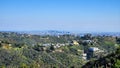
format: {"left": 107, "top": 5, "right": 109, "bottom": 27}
{"left": 20, "top": 63, "right": 29, "bottom": 68}
{"left": 114, "top": 59, "right": 120, "bottom": 68}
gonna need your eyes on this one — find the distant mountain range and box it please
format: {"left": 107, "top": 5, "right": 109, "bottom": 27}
{"left": 15, "top": 30, "right": 72, "bottom": 36}
{"left": 0, "top": 30, "right": 120, "bottom": 36}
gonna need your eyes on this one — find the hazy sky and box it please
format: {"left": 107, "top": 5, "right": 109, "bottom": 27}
{"left": 0, "top": 0, "right": 120, "bottom": 32}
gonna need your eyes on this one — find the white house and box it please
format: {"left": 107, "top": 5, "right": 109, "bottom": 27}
{"left": 89, "top": 47, "right": 99, "bottom": 52}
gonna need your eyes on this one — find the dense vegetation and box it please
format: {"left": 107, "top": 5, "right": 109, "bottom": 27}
{"left": 82, "top": 47, "right": 120, "bottom": 68}
{"left": 0, "top": 32, "right": 119, "bottom": 68}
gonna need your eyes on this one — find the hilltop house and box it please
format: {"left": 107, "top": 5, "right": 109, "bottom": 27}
{"left": 73, "top": 40, "right": 79, "bottom": 45}
{"left": 87, "top": 47, "right": 104, "bottom": 60}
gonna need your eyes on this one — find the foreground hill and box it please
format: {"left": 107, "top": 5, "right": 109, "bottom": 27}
{"left": 82, "top": 47, "right": 120, "bottom": 68}
{"left": 0, "top": 32, "right": 120, "bottom": 68}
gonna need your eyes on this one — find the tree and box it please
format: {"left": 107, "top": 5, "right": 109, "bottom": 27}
{"left": 114, "top": 59, "right": 120, "bottom": 68}
{"left": 20, "top": 63, "right": 29, "bottom": 68}
{"left": 50, "top": 45, "right": 55, "bottom": 51}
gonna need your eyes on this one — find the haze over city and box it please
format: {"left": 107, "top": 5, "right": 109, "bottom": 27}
{"left": 0, "top": 0, "right": 120, "bottom": 33}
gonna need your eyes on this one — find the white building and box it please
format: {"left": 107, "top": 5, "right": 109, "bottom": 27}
{"left": 89, "top": 47, "right": 99, "bottom": 52}
{"left": 82, "top": 53, "right": 87, "bottom": 60}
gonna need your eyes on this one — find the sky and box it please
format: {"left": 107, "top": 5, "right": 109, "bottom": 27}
{"left": 0, "top": 0, "right": 120, "bottom": 33}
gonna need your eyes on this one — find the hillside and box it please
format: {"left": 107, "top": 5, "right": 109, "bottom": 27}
{"left": 82, "top": 47, "right": 120, "bottom": 68}
{"left": 0, "top": 32, "right": 120, "bottom": 68}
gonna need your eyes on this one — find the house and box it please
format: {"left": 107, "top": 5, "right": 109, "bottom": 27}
{"left": 89, "top": 47, "right": 99, "bottom": 52}
{"left": 42, "top": 43, "right": 51, "bottom": 47}
{"left": 82, "top": 40, "right": 93, "bottom": 44}
{"left": 2, "top": 43, "right": 12, "bottom": 49}
{"left": 82, "top": 53, "right": 87, "bottom": 60}
{"left": 87, "top": 47, "right": 104, "bottom": 60}
{"left": 73, "top": 40, "right": 79, "bottom": 45}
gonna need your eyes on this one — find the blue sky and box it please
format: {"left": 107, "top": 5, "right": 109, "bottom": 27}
{"left": 0, "top": 0, "right": 120, "bottom": 33}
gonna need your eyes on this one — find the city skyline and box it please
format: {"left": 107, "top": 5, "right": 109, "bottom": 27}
{"left": 0, "top": 0, "right": 120, "bottom": 33}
